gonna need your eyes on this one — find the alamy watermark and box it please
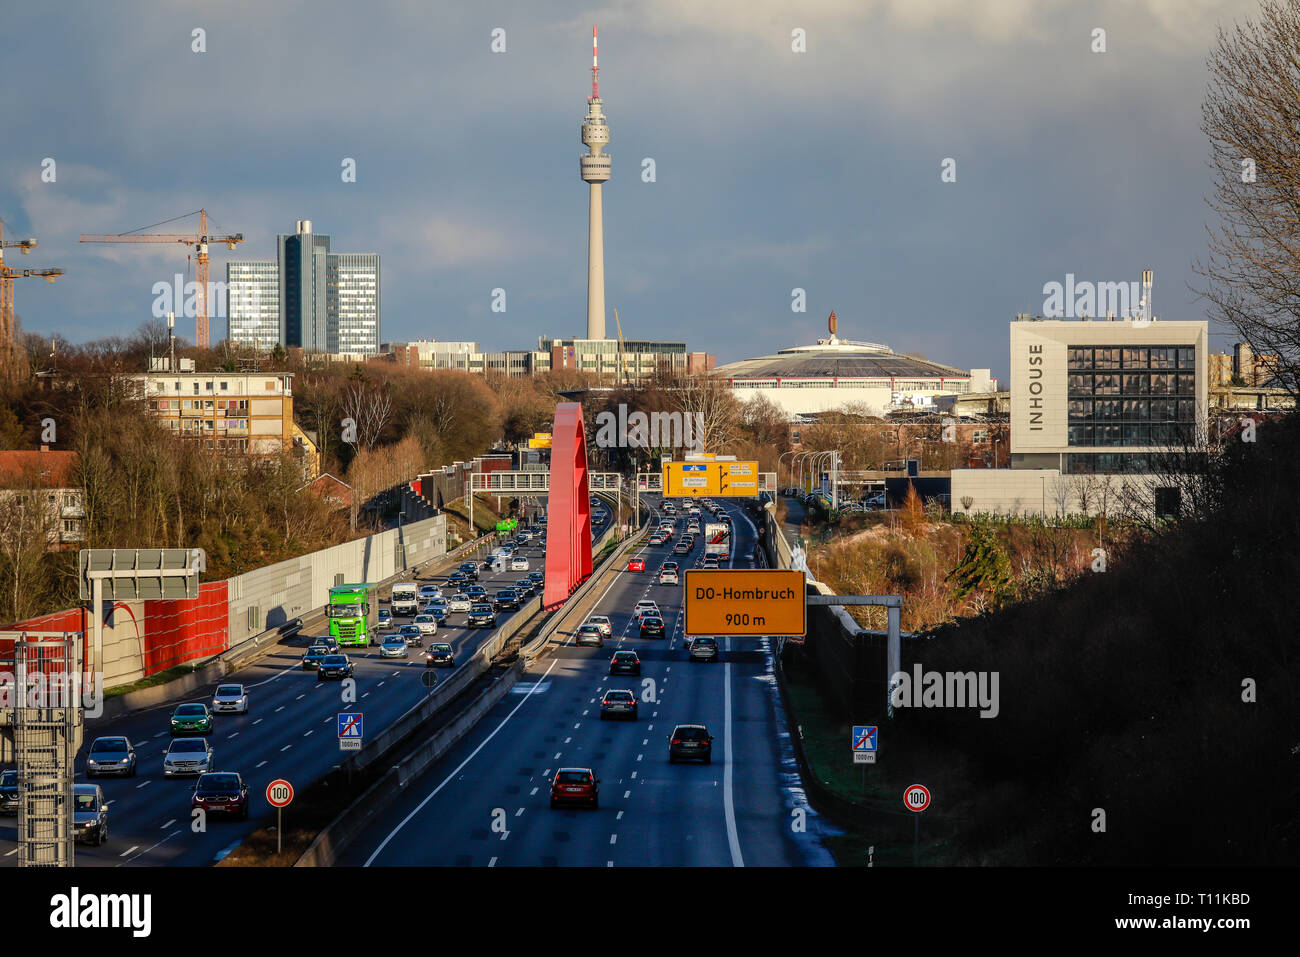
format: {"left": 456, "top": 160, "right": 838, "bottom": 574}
{"left": 890, "top": 665, "right": 1000, "bottom": 718}
{"left": 0, "top": 670, "right": 105, "bottom": 718}
{"left": 1042, "top": 274, "right": 1144, "bottom": 320}
{"left": 593, "top": 404, "right": 704, "bottom": 451}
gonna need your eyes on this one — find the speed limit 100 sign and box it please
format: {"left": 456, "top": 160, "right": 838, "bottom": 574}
{"left": 904, "top": 784, "right": 930, "bottom": 813}
{"left": 266, "top": 779, "right": 294, "bottom": 808}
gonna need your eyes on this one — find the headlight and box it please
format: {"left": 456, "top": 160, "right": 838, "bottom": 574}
{"left": 87, "top": 759, "right": 98, "bottom": 766}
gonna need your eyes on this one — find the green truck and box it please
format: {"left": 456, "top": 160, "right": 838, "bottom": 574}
{"left": 328, "top": 583, "right": 376, "bottom": 647}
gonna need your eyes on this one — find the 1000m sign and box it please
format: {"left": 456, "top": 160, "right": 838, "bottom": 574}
{"left": 684, "top": 570, "right": 807, "bottom": 637}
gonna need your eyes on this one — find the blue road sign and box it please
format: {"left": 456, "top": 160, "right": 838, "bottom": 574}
{"left": 852, "top": 726, "right": 877, "bottom": 752}
{"left": 682, "top": 464, "right": 707, "bottom": 472}
{"left": 338, "top": 712, "right": 364, "bottom": 740}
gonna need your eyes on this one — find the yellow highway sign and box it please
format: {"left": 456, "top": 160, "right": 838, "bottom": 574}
{"left": 684, "top": 569, "right": 807, "bottom": 636}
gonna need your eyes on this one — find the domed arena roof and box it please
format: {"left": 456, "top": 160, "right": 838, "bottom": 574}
{"left": 716, "top": 320, "right": 970, "bottom": 381}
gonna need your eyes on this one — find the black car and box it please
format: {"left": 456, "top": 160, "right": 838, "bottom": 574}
{"left": 467, "top": 603, "right": 496, "bottom": 628}
{"left": 447, "top": 571, "right": 468, "bottom": 587}
{"left": 527, "top": 571, "right": 544, "bottom": 587}
{"left": 458, "top": 561, "right": 480, "bottom": 582}
{"left": 514, "top": 578, "right": 535, "bottom": 597}
{"left": 688, "top": 636, "right": 720, "bottom": 662}
{"left": 494, "top": 588, "right": 521, "bottom": 610}
{"left": 316, "top": 654, "right": 354, "bottom": 681}
{"left": 668, "top": 724, "right": 714, "bottom": 764}
{"left": 639, "top": 615, "right": 666, "bottom": 639}
{"left": 301, "top": 644, "right": 331, "bottom": 670}
{"left": 0, "top": 770, "right": 18, "bottom": 815}
{"left": 192, "top": 771, "right": 250, "bottom": 819}
{"left": 600, "top": 690, "right": 638, "bottom": 721}
{"left": 609, "top": 651, "right": 641, "bottom": 676}
{"left": 425, "top": 642, "right": 455, "bottom": 668}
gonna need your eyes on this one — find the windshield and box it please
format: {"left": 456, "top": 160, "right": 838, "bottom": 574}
{"left": 198, "top": 774, "right": 239, "bottom": 793}
{"left": 176, "top": 705, "right": 205, "bottom": 716}
{"left": 74, "top": 792, "right": 97, "bottom": 811}
{"left": 431, "top": 644, "right": 452, "bottom": 652}
{"left": 471, "top": 604, "right": 492, "bottom": 612}
{"left": 91, "top": 738, "right": 128, "bottom": 753}
{"left": 384, "top": 635, "right": 404, "bottom": 644}
{"left": 327, "top": 604, "right": 361, "bottom": 618}
{"left": 0, "top": 771, "right": 16, "bottom": 787}
{"left": 216, "top": 686, "right": 242, "bottom": 696}
{"left": 322, "top": 655, "right": 346, "bottom": 665}
{"left": 606, "top": 692, "right": 633, "bottom": 702}
{"left": 169, "top": 739, "right": 205, "bottom": 753}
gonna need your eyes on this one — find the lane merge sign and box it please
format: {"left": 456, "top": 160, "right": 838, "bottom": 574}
{"left": 904, "top": 784, "right": 931, "bottom": 812}
{"left": 684, "top": 569, "right": 806, "bottom": 637}
{"left": 852, "top": 725, "right": 878, "bottom": 764}
{"left": 338, "top": 712, "right": 364, "bottom": 752}
{"left": 266, "top": 779, "right": 294, "bottom": 808}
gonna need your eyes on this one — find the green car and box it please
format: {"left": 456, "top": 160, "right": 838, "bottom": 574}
{"left": 169, "top": 703, "right": 213, "bottom": 736}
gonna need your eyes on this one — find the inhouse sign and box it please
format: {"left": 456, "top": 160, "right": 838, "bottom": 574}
{"left": 1027, "top": 342, "right": 1044, "bottom": 432}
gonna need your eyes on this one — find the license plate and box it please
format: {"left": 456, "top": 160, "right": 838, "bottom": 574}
{"left": 566, "top": 787, "right": 582, "bottom": 793}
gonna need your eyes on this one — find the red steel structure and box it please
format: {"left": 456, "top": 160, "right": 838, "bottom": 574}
{"left": 543, "top": 403, "right": 593, "bottom": 608}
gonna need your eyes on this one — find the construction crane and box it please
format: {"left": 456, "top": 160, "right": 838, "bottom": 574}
{"left": 80, "top": 208, "right": 243, "bottom": 349}
{"left": 0, "top": 218, "right": 63, "bottom": 377}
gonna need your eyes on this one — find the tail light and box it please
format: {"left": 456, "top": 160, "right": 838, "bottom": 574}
{"left": 671, "top": 739, "right": 681, "bottom": 745}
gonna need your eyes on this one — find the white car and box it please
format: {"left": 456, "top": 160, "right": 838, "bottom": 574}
{"left": 413, "top": 614, "right": 439, "bottom": 636}
{"left": 510, "top": 557, "right": 530, "bottom": 571}
{"left": 211, "top": 683, "right": 248, "bottom": 715}
{"left": 632, "top": 600, "right": 660, "bottom": 622}
{"left": 586, "top": 615, "right": 612, "bottom": 638}
{"left": 659, "top": 568, "right": 679, "bottom": 585}
{"left": 163, "top": 737, "right": 214, "bottom": 777}
{"left": 418, "top": 584, "right": 442, "bottom": 601}
{"left": 447, "top": 593, "right": 473, "bottom": 613}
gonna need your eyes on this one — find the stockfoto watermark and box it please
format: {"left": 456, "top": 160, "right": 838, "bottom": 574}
{"left": 593, "top": 404, "right": 704, "bottom": 451}
{"left": 890, "top": 665, "right": 1000, "bottom": 718}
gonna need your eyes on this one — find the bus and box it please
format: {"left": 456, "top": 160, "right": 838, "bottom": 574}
{"left": 328, "top": 583, "right": 376, "bottom": 648}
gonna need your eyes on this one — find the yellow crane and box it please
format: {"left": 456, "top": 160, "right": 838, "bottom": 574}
{"left": 80, "top": 208, "right": 243, "bottom": 349}
{"left": 0, "top": 218, "right": 63, "bottom": 379}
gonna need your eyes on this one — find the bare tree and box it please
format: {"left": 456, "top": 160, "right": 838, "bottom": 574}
{"left": 1199, "top": 0, "right": 1300, "bottom": 396}
{"left": 0, "top": 465, "right": 60, "bottom": 622}
{"left": 340, "top": 382, "right": 394, "bottom": 453}
{"left": 672, "top": 373, "right": 741, "bottom": 451}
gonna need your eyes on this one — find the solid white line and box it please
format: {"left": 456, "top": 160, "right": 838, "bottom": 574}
{"left": 364, "top": 656, "right": 560, "bottom": 866}
{"left": 723, "top": 640, "right": 745, "bottom": 868}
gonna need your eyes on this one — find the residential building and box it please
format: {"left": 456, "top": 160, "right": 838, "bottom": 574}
{"left": 130, "top": 371, "right": 296, "bottom": 457}
{"left": 382, "top": 336, "right": 710, "bottom": 382}
{"left": 0, "top": 447, "right": 84, "bottom": 548}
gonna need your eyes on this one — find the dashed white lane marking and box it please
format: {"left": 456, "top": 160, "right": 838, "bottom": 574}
{"left": 573, "top": 723, "right": 580, "bottom": 729}
{"left": 624, "top": 790, "right": 631, "bottom": 799}
{"left": 274, "top": 706, "right": 285, "bottom": 713}
{"left": 582, "top": 710, "right": 589, "bottom": 716}
{"left": 564, "top": 737, "right": 571, "bottom": 744}
{"left": 616, "top": 810, "right": 624, "bottom": 820}
{"left": 295, "top": 694, "right": 305, "bottom": 700}
{"left": 256, "top": 760, "right": 268, "bottom": 768}
{"left": 607, "top": 860, "right": 614, "bottom": 867}
{"left": 636, "top": 754, "right": 643, "bottom": 762}
{"left": 642, "top": 739, "right": 648, "bottom": 746}
{"left": 227, "top": 732, "right": 239, "bottom": 739}
{"left": 488, "top": 857, "right": 497, "bottom": 867}
{"left": 136, "top": 780, "right": 150, "bottom": 789}
{"left": 303, "top": 730, "right": 313, "bottom": 737}
{"left": 530, "top": 787, "right": 538, "bottom": 796}
{"left": 609, "top": 834, "right": 618, "bottom": 845}
{"left": 630, "top": 771, "right": 637, "bottom": 779}
{"left": 323, "top": 716, "right": 332, "bottom": 724}
{"left": 253, "top": 719, "right": 263, "bottom": 725}
{"left": 500, "top": 831, "right": 509, "bottom": 841}
{"left": 119, "top": 845, "right": 138, "bottom": 857}
{"left": 515, "top": 808, "right": 524, "bottom": 817}
{"left": 377, "top": 681, "right": 385, "bottom": 688}
{"left": 161, "top": 819, "right": 176, "bottom": 829}
{"left": 280, "top": 745, "right": 292, "bottom": 752}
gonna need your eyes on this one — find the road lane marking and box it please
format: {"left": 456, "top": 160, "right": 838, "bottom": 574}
{"left": 161, "top": 819, "right": 175, "bottom": 829}
{"left": 117, "top": 830, "right": 182, "bottom": 867}
{"left": 303, "top": 730, "right": 313, "bottom": 737}
{"left": 280, "top": 745, "right": 292, "bottom": 752}
{"left": 609, "top": 834, "right": 617, "bottom": 844}
{"left": 616, "top": 811, "right": 624, "bottom": 820}
{"left": 136, "top": 780, "right": 150, "bottom": 789}
{"left": 530, "top": 787, "right": 538, "bottom": 795}
{"left": 253, "top": 718, "right": 263, "bottom": 725}
{"left": 119, "top": 845, "right": 138, "bottom": 857}
{"left": 256, "top": 760, "right": 268, "bottom": 768}
{"left": 364, "top": 656, "right": 561, "bottom": 866}
{"left": 296, "top": 693, "right": 305, "bottom": 700}
{"left": 4, "top": 848, "right": 17, "bottom": 857}
{"left": 227, "top": 732, "right": 239, "bottom": 739}
{"left": 623, "top": 790, "right": 630, "bottom": 798}
{"left": 723, "top": 640, "right": 745, "bottom": 868}
{"left": 515, "top": 808, "right": 524, "bottom": 817}
{"left": 488, "top": 857, "right": 497, "bottom": 867}
{"left": 274, "top": 706, "right": 285, "bottom": 713}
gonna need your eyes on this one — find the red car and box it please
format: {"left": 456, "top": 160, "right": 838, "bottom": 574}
{"left": 550, "top": 767, "right": 599, "bottom": 809}
{"left": 627, "top": 557, "right": 645, "bottom": 572}
{"left": 191, "top": 771, "right": 249, "bottom": 818}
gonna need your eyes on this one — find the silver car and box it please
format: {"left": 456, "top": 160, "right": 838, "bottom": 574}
{"left": 163, "top": 737, "right": 214, "bottom": 777}
{"left": 85, "top": 735, "right": 137, "bottom": 778}
{"left": 212, "top": 683, "right": 249, "bottom": 715}
{"left": 379, "top": 634, "right": 409, "bottom": 658}
{"left": 447, "top": 593, "right": 472, "bottom": 613}
{"left": 413, "top": 614, "right": 439, "bottom": 636}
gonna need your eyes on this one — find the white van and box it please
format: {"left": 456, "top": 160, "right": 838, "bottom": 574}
{"left": 390, "top": 582, "right": 419, "bottom": 616}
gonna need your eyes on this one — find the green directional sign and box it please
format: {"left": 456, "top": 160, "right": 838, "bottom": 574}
{"left": 495, "top": 517, "right": 518, "bottom": 532}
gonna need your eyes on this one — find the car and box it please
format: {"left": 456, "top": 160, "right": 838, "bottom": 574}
{"left": 418, "top": 584, "right": 442, "bottom": 601}
{"left": 662, "top": 503, "right": 676, "bottom": 514}
{"left": 668, "top": 724, "right": 714, "bottom": 763}
{"left": 516, "top": 531, "right": 532, "bottom": 543}
{"left": 413, "top": 614, "right": 439, "bottom": 636}
{"left": 447, "top": 571, "right": 468, "bottom": 588}
{"left": 467, "top": 603, "right": 496, "bottom": 628}
{"left": 586, "top": 615, "right": 612, "bottom": 637}
{"left": 649, "top": 533, "right": 666, "bottom": 546}
{"left": 514, "top": 578, "right": 535, "bottom": 597}
{"left": 301, "top": 643, "right": 332, "bottom": 670}
{"left": 169, "top": 703, "right": 213, "bottom": 735}
{"left": 376, "top": 608, "right": 393, "bottom": 628}
{"left": 639, "top": 615, "right": 666, "bottom": 639}
{"left": 609, "top": 651, "right": 641, "bottom": 676}
{"left": 494, "top": 588, "right": 521, "bottom": 610}
{"left": 600, "top": 689, "right": 638, "bottom": 720}
{"left": 191, "top": 771, "right": 249, "bottom": 819}
{"left": 316, "top": 654, "right": 354, "bottom": 681}
{"left": 632, "top": 600, "right": 660, "bottom": 621}
{"left": 575, "top": 624, "right": 604, "bottom": 647}
{"left": 465, "top": 583, "right": 488, "bottom": 599}
{"left": 163, "top": 737, "right": 215, "bottom": 777}
{"left": 688, "top": 636, "right": 720, "bottom": 662}
{"left": 398, "top": 624, "right": 423, "bottom": 646}
{"left": 210, "top": 684, "right": 249, "bottom": 715}
{"left": 510, "top": 556, "right": 530, "bottom": 571}
{"left": 458, "top": 561, "right": 480, "bottom": 582}
{"left": 425, "top": 642, "right": 455, "bottom": 668}
{"left": 549, "top": 768, "right": 599, "bottom": 809}
{"left": 379, "top": 634, "right": 409, "bottom": 658}
{"left": 424, "top": 599, "right": 449, "bottom": 622}
{"left": 0, "top": 769, "right": 17, "bottom": 814}
{"left": 314, "top": 636, "right": 341, "bottom": 654}
{"left": 673, "top": 540, "right": 692, "bottom": 555}
{"left": 627, "top": 557, "right": 645, "bottom": 572}
{"left": 447, "top": 593, "right": 472, "bottom": 613}
{"left": 662, "top": 561, "right": 679, "bottom": 573}
{"left": 702, "top": 555, "right": 720, "bottom": 569}
{"left": 73, "top": 783, "right": 109, "bottom": 845}
{"left": 85, "top": 736, "right": 137, "bottom": 778}
{"left": 659, "top": 567, "right": 679, "bottom": 585}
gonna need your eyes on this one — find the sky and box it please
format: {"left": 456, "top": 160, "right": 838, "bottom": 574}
{"left": 0, "top": 0, "right": 1264, "bottom": 383}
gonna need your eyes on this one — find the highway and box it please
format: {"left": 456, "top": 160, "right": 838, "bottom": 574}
{"left": 342, "top": 495, "right": 831, "bottom": 867}
{"left": 0, "top": 506, "right": 611, "bottom": 867}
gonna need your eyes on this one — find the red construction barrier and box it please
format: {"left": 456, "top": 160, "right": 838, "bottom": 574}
{"left": 543, "top": 402, "right": 593, "bottom": 608}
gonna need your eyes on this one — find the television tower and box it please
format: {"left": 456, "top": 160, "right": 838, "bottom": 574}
{"left": 581, "top": 26, "right": 610, "bottom": 340}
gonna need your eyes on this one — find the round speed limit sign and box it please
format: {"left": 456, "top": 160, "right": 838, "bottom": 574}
{"left": 904, "top": 784, "right": 931, "bottom": 813}
{"left": 266, "top": 779, "right": 294, "bottom": 808}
